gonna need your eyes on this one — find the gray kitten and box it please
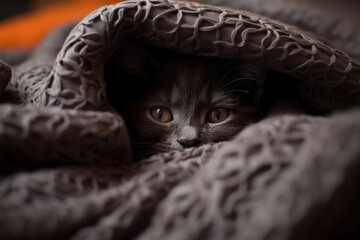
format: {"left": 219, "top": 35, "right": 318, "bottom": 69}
{"left": 107, "top": 40, "right": 268, "bottom": 159}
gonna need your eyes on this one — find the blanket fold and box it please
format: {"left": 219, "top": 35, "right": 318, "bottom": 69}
{"left": 0, "top": 60, "right": 11, "bottom": 96}
{"left": 1, "top": 0, "right": 360, "bottom": 239}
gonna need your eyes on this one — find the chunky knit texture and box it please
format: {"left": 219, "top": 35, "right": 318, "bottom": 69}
{"left": 1, "top": 1, "right": 360, "bottom": 239}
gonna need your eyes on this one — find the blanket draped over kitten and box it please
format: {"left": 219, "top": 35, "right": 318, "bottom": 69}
{"left": 1, "top": 1, "right": 360, "bottom": 239}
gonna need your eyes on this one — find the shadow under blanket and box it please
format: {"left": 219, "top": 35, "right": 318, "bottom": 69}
{"left": 1, "top": 0, "right": 360, "bottom": 239}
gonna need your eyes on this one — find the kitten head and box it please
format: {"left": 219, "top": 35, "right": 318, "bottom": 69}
{"left": 110, "top": 40, "right": 267, "bottom": 159}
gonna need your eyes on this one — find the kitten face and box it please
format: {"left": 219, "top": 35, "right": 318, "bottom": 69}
{"left": 110, "top": 41, "right": 267, "bottom": 159}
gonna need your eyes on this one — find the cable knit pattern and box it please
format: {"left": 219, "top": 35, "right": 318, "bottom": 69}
{"left": 0, "top": 1, "right": 360, "bottom": 239}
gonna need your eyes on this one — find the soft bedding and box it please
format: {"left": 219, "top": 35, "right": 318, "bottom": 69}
{"left": 1, "top": 0, "right": 360, "bottom": 239}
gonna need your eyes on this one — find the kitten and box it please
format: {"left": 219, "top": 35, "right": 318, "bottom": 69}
{"left": 106, "top": 40, "right": 268, "bottom": 159}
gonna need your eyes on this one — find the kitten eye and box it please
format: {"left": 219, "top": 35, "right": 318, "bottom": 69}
{"left": 207, "top": 108, "right": 230, "bottom": 123}
{"left": 149, "top": 107, "right": 173, "bottom": 123}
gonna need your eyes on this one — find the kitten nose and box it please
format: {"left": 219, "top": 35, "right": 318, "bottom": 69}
{"left": 177, "top": 139, "right": 201, "bottom": 149}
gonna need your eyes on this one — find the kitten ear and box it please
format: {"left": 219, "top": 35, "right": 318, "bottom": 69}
{"left": 106, "top": 40, "right": 160, "bottom": 112}
{"left": 115, "top": 39, "right": 160, "bottom": 79}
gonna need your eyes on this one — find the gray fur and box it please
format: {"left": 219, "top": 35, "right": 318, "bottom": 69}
{"left": 114, "top": 41, "right": 268, "bottom": 159}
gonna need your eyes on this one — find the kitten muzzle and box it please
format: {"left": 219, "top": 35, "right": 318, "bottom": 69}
{"left": 177, "top": 139, "right": 201, "bottom": 149}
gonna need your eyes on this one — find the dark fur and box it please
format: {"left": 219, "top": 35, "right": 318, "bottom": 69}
{"left": 109, "top": 40, "right": 268, "bottom": 159}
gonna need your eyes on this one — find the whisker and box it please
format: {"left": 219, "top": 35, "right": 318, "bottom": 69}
{"left": 217, "top": 77, "right": 258, "bottom": 92}
{"left": 218, "top": 64, "right": 266, "bottom": 87}
{"left": 217, "top": 67, "right": 238, "bottom": 86}
{"left": 222, "top": 89, "right": 251, "bottom": 94}
{"left": 230, "top": 64, "right": 264, "bottom": 73}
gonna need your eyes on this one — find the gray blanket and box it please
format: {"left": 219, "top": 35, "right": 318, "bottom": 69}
{"left": 1, "top": 0, "right": 360, "bottom": 239}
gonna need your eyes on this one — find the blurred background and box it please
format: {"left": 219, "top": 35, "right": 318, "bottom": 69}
{"left": 0, "top": 0, "right": 124, "bottom": 50}
{"left": 0, "top": 0, "right": 200, "bottom": 50}
{"left": 0, "top": 0, "right": 65, "bottom": 20}
{"left": 0, "top": 0, "right": 29, "bottom": 21}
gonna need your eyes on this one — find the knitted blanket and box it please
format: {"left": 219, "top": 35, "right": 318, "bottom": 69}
{"left": 1, "top": 1, "right": 360, "bottom": 239}
{"left": 204, "top": 0, "right": 360, "bottom": 62}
